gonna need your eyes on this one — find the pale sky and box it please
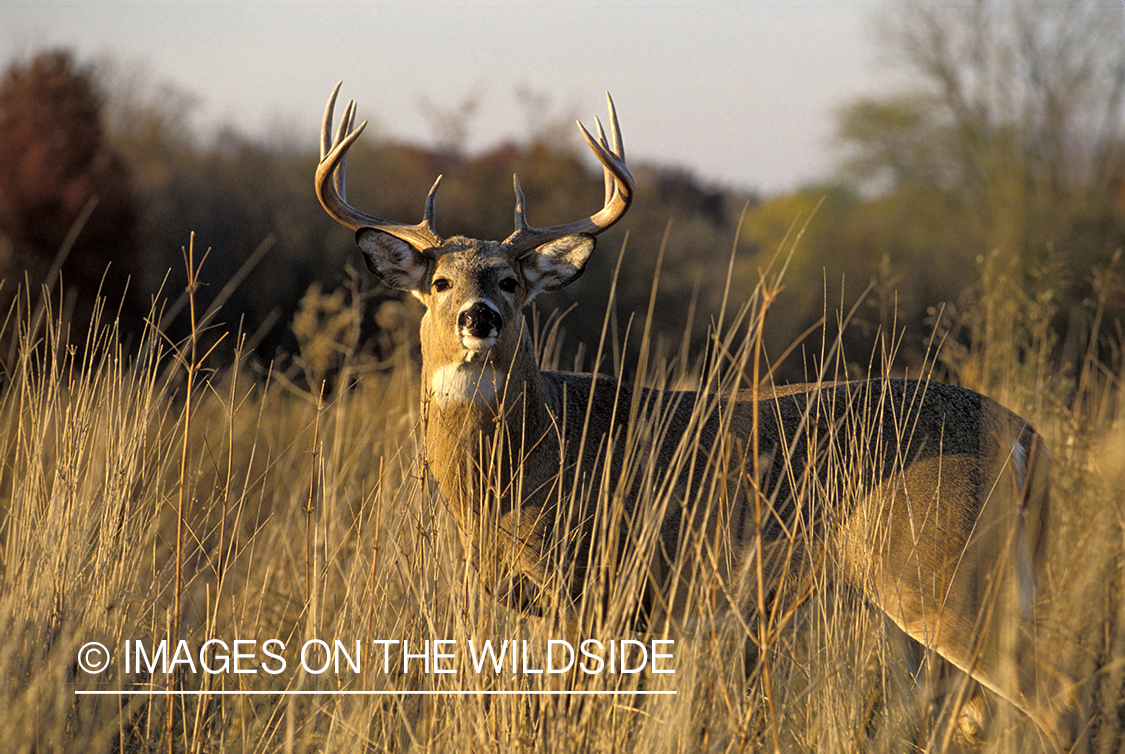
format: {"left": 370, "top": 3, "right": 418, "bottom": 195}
{"left": 4, "top": 1, "right": 905, "bottom": 194}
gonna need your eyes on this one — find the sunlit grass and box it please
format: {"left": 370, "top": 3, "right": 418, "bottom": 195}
{"left": 0, "top": 235, "right": 1121, "bottom": 753}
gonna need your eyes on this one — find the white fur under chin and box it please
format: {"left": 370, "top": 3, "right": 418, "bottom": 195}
{"left": 430, "top": 362, "right": 504, "bottom": 407}
{"left": 460, "top": 334, "right": 497, "bottom": 353}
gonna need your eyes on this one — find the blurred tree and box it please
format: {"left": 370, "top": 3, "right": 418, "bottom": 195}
{"left": 834, "top": 0, "right": 1125, "bottom": 381}
{"left": 0, "top": 54, "right": 763, "bottom": 378}
{"left": 514, "top": 85, "right": 578, "bottom": 151}
{"left": 101, "top": 62, "right": 356, "bottom": 362}
{"left": 417, "top": 89, "right": 482, "bottom": 157}
{"left": 0, "top": 49, "right": 140, "bottom": 337}
{"left": 881, "top": 0, "right": 1124, "bottom": 202}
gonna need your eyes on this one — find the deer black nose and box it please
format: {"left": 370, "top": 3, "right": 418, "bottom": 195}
{"left": 458, "top": 301, "right": 503, "bottom": 339}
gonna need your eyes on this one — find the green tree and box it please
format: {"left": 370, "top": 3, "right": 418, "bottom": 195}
{"left": 836, "top": 0, "right": 1125, "bottom": 381}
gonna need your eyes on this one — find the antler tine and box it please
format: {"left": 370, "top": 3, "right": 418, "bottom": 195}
{"left": 319, "top": 87, "right": 363, "bottom": 206}
{"left": 605, "top": 92, "right": 625, "bottom": 159}
{"left": 594, "top": 117, "right": 613, "bottom": 206}
{"left": 320, "top": 82, "right": 342, "bottom": 161}
{"left": 423, "top": 174, "right": 442, "bottom": 235}
{"left": 504, "top": 93, "right": 634, "bottom": 257}
{"left": 330, "top": 99, "right": 359, "bottom": 201}
{"left": 596, "top": 93, "right": 626, "bottom": 206}
{"left": 512, "top": 174, "right": 529, "bottom": 233}
{"left": 318, "top": 87, "right": 361, "bottom": 206}
{"left": 577, "top": 115, "right": 633, "bottom": 199}
{"left": 315, "top": 83, "right": 443, "bottom": 251}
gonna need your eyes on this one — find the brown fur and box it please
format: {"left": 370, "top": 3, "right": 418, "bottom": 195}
{"left": 316, "top": 89, "right": 1076, "bottom": 750}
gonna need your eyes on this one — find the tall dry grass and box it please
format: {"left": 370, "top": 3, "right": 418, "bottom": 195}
{"left": 0, "top": 235, "right": 1121, "bottom": 754}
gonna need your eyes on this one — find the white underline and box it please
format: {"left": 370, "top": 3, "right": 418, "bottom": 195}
{"left": 75, "top": 689, "right": 676, "bottom": 696}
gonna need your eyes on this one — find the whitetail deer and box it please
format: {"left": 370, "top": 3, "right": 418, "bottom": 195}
{"left": 315, "top": 84, "right": 1076, "bottom": 748}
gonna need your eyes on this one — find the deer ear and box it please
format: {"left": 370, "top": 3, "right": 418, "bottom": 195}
{"left": 521, "top": 234, "right": 596, "bottom": 298}
{"left": 356, "top": 228, "right": 431, "bottom": 293}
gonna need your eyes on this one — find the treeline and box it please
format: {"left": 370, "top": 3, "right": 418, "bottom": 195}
{"left": 0, "top": 49, "right": 752, "bottom": 383}
{"left": 1, "top": 0, "right": 1122, "bottom": 389}
{"left": 745, "top": 1, "right": 1125, "bottom": 389}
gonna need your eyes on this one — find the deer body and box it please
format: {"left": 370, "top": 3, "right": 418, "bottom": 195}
{"left": 316, "top": 85, "right": 1075, "bottom": 748}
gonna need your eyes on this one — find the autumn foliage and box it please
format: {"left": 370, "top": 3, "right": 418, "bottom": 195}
{"left": 0, "top": 6, "right": 1121, "bottom": 389}
{"left": 0, "top": 49, "right": 139, "bottom": 328}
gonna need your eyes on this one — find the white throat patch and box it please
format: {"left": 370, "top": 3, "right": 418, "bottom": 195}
{"left": 430, "top": 363, "right": 505, "bottom": 407}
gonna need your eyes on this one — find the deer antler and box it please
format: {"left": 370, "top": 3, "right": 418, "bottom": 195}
{"left": 504, "top": 93, "right": 634, "bottom": 257}
{"left": 316, "top": 82, "right": 443, "bottom": 252}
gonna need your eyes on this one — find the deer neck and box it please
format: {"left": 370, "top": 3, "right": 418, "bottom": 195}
{"left": 420, "top": 320, "right": 558, "bottom": 515}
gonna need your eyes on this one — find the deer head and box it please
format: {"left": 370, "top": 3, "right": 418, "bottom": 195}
{"left": 315, "top": 84, "right": 633, "bottom": 401}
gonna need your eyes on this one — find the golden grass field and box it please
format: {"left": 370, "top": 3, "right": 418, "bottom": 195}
{"left": 0, "top": 239, "right": 1122, "bottom": 753}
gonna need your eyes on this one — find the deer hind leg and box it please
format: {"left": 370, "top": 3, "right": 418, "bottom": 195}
{"left": 843, "top": 445, "right": 1076, "bottom": 750}
{"left": 887, "top": 618, "right": 991, "bottom": 749}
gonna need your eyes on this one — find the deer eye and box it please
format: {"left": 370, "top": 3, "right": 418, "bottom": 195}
{"left": 432, "top": 277, "right": 451, "bottom": 293}
{"left": 499, "top": 277, "right": 519, "bottom": 294}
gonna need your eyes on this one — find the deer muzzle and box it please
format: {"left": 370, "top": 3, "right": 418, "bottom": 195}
{"left": 458, "top": 301, "right": 503, "bottom": 350}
